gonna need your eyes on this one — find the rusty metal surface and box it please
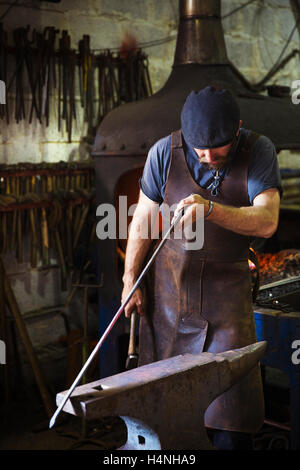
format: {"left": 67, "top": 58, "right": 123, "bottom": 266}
{"left": 56, "top": 341, "right": 267, "bottom": 450}
{"left": 92, "top": 0, "right": 300, "bottom": 157}
{"left": 174, "top": 0, "right": 228, "bottom": 66}
{"left": 180, "top": 0, "right": 220, "bottom": 18}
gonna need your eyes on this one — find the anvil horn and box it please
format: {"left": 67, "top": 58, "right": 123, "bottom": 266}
{"left": 207, "top": 340, "right": 267, "bottom": 406}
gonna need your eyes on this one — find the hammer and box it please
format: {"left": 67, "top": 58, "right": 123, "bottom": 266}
{"left": 126, "top": 310, "right": 138, "bottom": 370}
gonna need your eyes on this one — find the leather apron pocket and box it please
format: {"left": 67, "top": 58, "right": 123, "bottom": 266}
{"left": 139, "top": 244, "right": 208, "bottom": 364}
{"left": 174, "top": 257, "right": 208, "bottom": 356}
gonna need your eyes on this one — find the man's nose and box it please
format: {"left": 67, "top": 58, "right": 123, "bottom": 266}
{"left": 202, "top": 149, "right": 214, "bottom": 161}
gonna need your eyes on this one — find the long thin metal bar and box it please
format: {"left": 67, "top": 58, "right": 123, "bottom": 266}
{"left": 49, "top": 208, "right": 184, "bottom": 428}
{"left": 259, "top": 274, "right": 300, "bottom": 291}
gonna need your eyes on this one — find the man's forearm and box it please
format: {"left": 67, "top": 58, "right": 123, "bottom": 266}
{"left": 208, "top": 202, "right": 278, "bottom": 238}
{"left": 122, "top": 212, "right": 155, "bottom": 286}
{"left": 176, "top": 189, "right": 280, "bottom": 239}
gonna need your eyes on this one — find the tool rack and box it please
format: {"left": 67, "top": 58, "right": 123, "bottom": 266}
{"left": 0, "top": 162, "right": 96, "bottom": 288}
{"left": 0, "top": 24, "right": 152, "bottom": 141}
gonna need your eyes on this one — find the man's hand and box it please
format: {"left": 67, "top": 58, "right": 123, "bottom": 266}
{"left": 121, "top": 285, "right": 144, "bottom": 318}
{"left": 172, "top": 193, "right": 210, "bottom": 226}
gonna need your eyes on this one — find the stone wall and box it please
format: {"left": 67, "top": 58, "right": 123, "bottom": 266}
{"left": 222, "top": 0, "right": 300, "bottom": 169}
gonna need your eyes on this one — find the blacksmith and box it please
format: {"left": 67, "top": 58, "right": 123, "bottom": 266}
{"left": 121, "top": 86, "right": 282, "bottom": 450}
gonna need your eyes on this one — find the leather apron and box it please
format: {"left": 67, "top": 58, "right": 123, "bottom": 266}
{"left": 139, "top": 130, "right": 265, "bottom": 433}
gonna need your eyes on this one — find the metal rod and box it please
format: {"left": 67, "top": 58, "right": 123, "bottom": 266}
{"left": 259, "top": 275, "right": 300, "bottom": 291}
{"left": 49, "top": 208, "right": 184, "bottom": 428}
{"left": 264, "top": 419, "right": 291, "bottom": 432}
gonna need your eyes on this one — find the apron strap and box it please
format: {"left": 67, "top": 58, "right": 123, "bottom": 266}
{"left": 171, "top": 129, "right": 183, "bottom": 149}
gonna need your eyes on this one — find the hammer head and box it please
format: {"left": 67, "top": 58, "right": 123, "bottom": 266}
{"left": 126, "top": 353, "right": 138, "bottom": 370}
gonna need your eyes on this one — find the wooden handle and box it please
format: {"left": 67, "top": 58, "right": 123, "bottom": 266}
{"left": 128, "top": 310, "right": 138, "bottom": 356}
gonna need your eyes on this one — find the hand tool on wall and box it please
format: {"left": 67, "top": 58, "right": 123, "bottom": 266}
{"left": 97, "top": 51, "right": 120, "bottom": 124}
{"left": 98, "top": 53, "right": 107, "bottom": 121}
{"left": 73, "top": 204, "right": 89, "bottom": 251}
{"left": 135, "top": 51, "right": 143, "bottom": 101}
{"left": 10, "top": 174, "right": 19, "bottom": 252}
{"left": 141, "top": 53, "right": 153, "bottom": 97}
{"left": 68, "top": 49, "right": 76, "bottom": 143}
{"left": 13, "top": 27, "right": 38, "bottom": 123}
{"left": 49, "top": 198, "right": 68, "bottom": 290}
{"left": 107, "top": 50, "right": 120, "bottom": 108}
{"left": 66, "top": 202, "right": 74, "bottom": 270}
{"left": 117, "top": 52, "right": 129, "bottom": 102}
{"left": 27, "top": 177, "right": 39, "bottom": 267}
{"left": 58, "top": 30, "right": 76, "bottom": 143}
{"left": 40, "top": 206, "right": 49, "bottom": 265}
{"left": 49, "top": 208, "right": 185, "bottom": 428}
{"left": 86, "top": 56, "right": 95, "bottom": 132}
{"left": 78, "top": 35, "right": 95, "bottom": 129}
{"left": 125, "top": 310, "right": 138, "bottom": 370}
{"left": 11, "top": 203, "right": 17, "bottom": 251}
{"left": 3, "top": 25, "right": 152, "bottom": 132}
{"left": 96, "top": 55, "right": 104, "bottom": 123}
{"left": 13, "top": 27, "right": 28, "bottom": 123}
{"left": 29, "top": 206, "right": 38, "bottom": 268}
{"left": 57, "top": 35, "right": 62, "bottom": 133}
{"left": 41, "top": 27, "right": 58, "bottom": 126}
{"left": 16, "top": 208, "right": 23, "bottom": 263}
{"left": 0, "top": 171, "right": 23, "bottom": 261}
{"left": 27, "top": 30, "right": 43, "bottom": 124}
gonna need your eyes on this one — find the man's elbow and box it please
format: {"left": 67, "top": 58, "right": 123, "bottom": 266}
{"left": 259, "top": 220, "right": 278, "bottom": 239}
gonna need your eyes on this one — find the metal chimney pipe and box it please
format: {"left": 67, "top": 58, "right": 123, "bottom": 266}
{"left": 174, "top": 0, "right": 229, "bottom": 65}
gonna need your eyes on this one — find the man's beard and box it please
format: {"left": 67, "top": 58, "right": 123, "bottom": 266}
{"left": 201, "top": 156, "right": 229, "bottom": 171}
{"left": 207, "top": 160, "right": 227, "bottom": 170}
{"left": 201, "top": 135, "right": 239, "bottom": 171}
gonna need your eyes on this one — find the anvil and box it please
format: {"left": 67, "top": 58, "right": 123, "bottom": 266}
{"left": 56, "top": 341, "right": 266, "bottom": 450}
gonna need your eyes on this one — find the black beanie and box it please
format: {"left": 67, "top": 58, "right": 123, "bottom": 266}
{"left": 180, "top": 87, "right": 240, "bottom": 149}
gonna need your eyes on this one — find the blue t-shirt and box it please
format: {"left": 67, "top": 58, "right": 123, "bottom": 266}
{"left": 139, "top": 128, "right": 282, "bottom": 205}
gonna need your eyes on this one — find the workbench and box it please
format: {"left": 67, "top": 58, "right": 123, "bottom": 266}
{"left": 254, "top": 306, "right": 300, "bottom": 449}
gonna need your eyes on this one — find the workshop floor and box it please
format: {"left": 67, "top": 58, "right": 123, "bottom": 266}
{"left": 0, "top": 394, "right": 292, "bottom": 452}
{"left": 0, "top": 392, "right": 127, "bottom": 451}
